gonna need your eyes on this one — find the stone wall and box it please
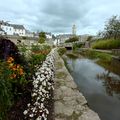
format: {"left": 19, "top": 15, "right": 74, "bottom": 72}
{"left": 54, "top": 51, "right": 101, "bottom": 120}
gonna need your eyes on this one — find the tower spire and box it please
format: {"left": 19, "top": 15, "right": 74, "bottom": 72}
{"left": 72, "top": 24, "right": 76, "bottom": 35}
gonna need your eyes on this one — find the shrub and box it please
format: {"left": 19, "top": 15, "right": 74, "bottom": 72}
{"left": 65, "top": 36, "right": 79, "bottom": 43}
{"left": 22, "top": 36, "right": 27, "bottom": 40}
{"left": 38, "top": 32, "right": 46, "bottom": 44}
{"left": 0, "top": 61, "right": 12, "bottom": 120}
{"left": 58, "top": 48, "right": 67, "bottom": 56}
{"left": 73, "top": 43, "right": 83, "bottom": 50}
{"left": 92, "top": 39, "right": 120, "bottom": 49}
{"left": 0, "top": 37, "right": 29, "bottom": 119}
{"left": 31, "top": 44, "right": 51, "bottom": 54}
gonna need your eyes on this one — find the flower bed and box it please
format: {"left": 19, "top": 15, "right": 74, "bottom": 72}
{"left": 23, "top": 49, "right": 55, "bottom": 120}
{"left": 0, "top": 37, "right": 54, "bottom": 120}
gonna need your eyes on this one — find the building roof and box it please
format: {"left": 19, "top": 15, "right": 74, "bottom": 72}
{"left": 0, "top": 28, "right": 4, "bottom": 32}
{"left": 11, "top": 24, "right": 25, "bottom": 29}
{"left": 0, "top": 20, "right": 10, "bottom": 26}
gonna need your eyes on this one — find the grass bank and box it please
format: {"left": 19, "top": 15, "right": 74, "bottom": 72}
{"left": 80, "top": 49, "right": 112, "bottom": 64}
{"left": 92, "top": 39, "right": 120, "bottom": 49}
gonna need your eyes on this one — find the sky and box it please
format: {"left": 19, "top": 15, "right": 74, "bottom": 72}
{"left": 0, "top": 0, "right": 120, "bottom": 35}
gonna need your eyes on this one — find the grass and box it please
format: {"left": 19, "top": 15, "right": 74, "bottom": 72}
{"left": 81, "top": 49, "right": 112, "bottom": 63}
{"left": 92, "top": 39, "right": 120, "bottom": 49}
{"left": 58, "top": 48, "right": 67, "bottom": 56}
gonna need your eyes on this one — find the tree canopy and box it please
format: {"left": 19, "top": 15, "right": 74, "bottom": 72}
{"left": 99, "top": 16, "right": 120, "bottom": 39}
{"left": 65, "top": 36, "right": 79, "bottom": 43}
{"left": 38, "top": 32, "right": 46, "bottom": 43}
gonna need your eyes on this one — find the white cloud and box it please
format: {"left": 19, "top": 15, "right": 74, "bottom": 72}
{"left": 0, "top": 0, "right": 120, "bottom": 35}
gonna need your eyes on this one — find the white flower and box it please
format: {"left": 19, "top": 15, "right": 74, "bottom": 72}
{"left": 27, "top": 103, "right": 30, "bottom": 107}
{"left": 42, "top": 81, "right": 47, "bottom": 86}
{"left": 36, "top": 116, "right": 41, "bottom": 120}
{"left": 23, "top": 110, "right": 28, "bottom": 115}
{"left": 32, "top": 93, "right": 37, "bottom": 97}
{"left": 34, "top": 84, "right": 38, "bottom": 88}
{"left": 29, "top": 113, "right": 34, "bottom": 118}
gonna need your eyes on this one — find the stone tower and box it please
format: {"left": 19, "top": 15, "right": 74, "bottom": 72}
{"left": 72, "top": 24, "right": 76, "bottom": 35}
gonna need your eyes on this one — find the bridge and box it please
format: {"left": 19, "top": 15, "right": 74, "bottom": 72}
{"left": 59, "top": 41, "right": 85, "bottom": 50}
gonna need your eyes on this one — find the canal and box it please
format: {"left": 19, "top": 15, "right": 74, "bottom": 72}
{"left": 65, "top": 54, "right": 120, "bottom": 120}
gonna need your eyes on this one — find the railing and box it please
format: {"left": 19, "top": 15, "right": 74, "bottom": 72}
{"left": 112, "top": 49, "right": 120, "bottom": 56}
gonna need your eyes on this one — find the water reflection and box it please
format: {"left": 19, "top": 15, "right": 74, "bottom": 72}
{"left": 97, "top": 71, "right": 120, "bottom": 96}
{"left": 65, "top": 55, "right": 120, "bottom": 120}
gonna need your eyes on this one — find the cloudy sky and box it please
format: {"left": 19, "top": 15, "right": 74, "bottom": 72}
{"left": 0, "top": 0, "right": 120, "bottom": 35}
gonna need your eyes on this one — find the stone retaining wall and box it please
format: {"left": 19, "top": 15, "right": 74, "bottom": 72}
{"left": 54, "top": 51, "right": 101, "bottom": 120}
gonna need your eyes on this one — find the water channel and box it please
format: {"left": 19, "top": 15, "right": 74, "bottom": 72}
{"left": 65, "top": 54, "right": 120, "bottom": 120}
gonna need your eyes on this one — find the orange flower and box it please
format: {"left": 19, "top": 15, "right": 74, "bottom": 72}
{"left": 7, "top": 57, "right": 14, "bottom": 63}
{"left": 19, "top": 68, "right": 24, "bottom": 75}
{"left": 10, "top": 74, "right": 16, "bottom": 79}
{"left": 17, "top": 64, "right": 20, "bottom": 69}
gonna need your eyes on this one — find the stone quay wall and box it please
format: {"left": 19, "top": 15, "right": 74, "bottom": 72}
{"left": 54, "top": 50, "right": 101, "bottom": 120}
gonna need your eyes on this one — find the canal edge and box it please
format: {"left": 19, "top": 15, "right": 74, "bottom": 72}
{"left": 54, "top": 50, "right": 101, "bottom": 120}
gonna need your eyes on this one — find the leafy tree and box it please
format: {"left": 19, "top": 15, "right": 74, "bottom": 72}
{"left": 65, "top": 36, "right": 79, "bottom": 43}
{"left": 87, "top": 36, "right": 93, "bottom": 41}
{"left": 99, "top": 16, "right": 120, "bottom": 39}
{"left": 38, "top": 32, "right": 46, "bottom": 43}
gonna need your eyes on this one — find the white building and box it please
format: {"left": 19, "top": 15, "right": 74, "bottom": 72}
{"left": 26, "top": 30, "right": 34, "bottom": 37}
{"left": 11, "top": 24, "right": 26, "bottom": 36}
{"left": 46, "top": 32, "right": 52, "bottom": 39}
{"left": 0, "top": 20, "right": 26, "bottom": 36}
{"left": 0, "top": 28, "right": 5, "bottom": 35}
{"left": 56, "top": 34, "right": 73, "bottom": 44}
{"left": 0, "top": 21, "right": 14, "bottom": 35}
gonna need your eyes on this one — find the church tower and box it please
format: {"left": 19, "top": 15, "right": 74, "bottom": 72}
{"left": 72, "top": 24, "right": 76, "bottom": 35}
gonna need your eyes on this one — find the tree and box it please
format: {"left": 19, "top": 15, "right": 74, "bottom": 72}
{"left": 38, "top": 32, "right": 46, "bottom": 43}
{"left": 65, "top": 36, "right": 79, "bottom": 43}
{"left": 100, "top": 16, "right": 120, "bottom": 39}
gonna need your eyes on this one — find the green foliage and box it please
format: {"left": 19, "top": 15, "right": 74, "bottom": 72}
{"left": 58, "top": 48, "right": 67, "bottom": 56}
{"left": 87, "top": 36, "right": 93, "bottom": 41}
{"left": 0, "top": 62, "right": 13, "bottom": 120}
{"left": 99, "top": 15, "right": 120, "bottom": 39}
{"left": 30, "top": 54, "right": 46, "bottom": 66}
{"left": 31, "top": 44, "right": 51, "bottom": 53}
{"left": 31, "top": 44, "right": 41, "bottom": 53}
{"left": 92, "top": 39, "right": 120, "bottom": 49}
{"left": 29, "top": 44, "right": 51, "bottom": 74}
{"left": 65, "top": 36, "right": 79, "bottom": 43}
{"left": 81, "top": 50, "right": 112, "bottom": 62}
{"left": 73, "top": 43, "right": 83, "bottom": 50}
{"left": 22, "top": 36, "right": 27, "bottom": 40}
{"left": 18, "top": 43, "right": 28, "bottom": 56}
{"left": 38, "top": 32, "right": 46, "bottom": 44}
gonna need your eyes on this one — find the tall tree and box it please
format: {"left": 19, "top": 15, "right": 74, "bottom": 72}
{"left": 102, "top": 16, "right": 120, "bottom": 39}
{"left": 38, "top": 32, "right": 46, "bottom": 43}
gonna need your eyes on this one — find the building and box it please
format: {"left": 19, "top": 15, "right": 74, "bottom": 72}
{"left": 78, "top": 34, "right": 90, "bottom": 42}
{"left": 26, "top": 30, "right": 34, "bottom": 37}
{"left": 0, "top": 20, "right": 26, "bottom": 36}
{"left": 11, "top": 24, "right": 26, "bottom": 36}
{"left": 46, "top": 32, "right": 52, "bottom": 39}
{"left": 0, "top": 28, "right": 5, "bottom": 35}
{"left": 0, "top": 20, "right": 14, "bottom": 35}
{"left": 56, "top": 34, "right": 73, "bottom": 44}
